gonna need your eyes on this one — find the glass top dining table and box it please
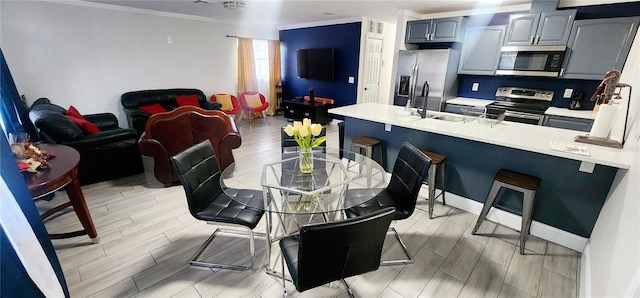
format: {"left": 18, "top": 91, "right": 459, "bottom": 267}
{"left": 220, "top": 147, "right": 388, "bottom": 275}
{"left": 220, "top": 147, "right": 388, "bottom": 216}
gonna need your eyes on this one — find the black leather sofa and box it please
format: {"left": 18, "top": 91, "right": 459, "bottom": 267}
{"left": 29, "top": 104, "right": 144, "bottom": 186}
{"left": 120, "top": 88, "right": 222, "bottom": 137}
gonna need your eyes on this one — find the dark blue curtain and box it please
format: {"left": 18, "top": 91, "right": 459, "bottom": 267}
{"left": 0, "top": 132, "right": 69, "bottom": 297}
{"left": 0, "top": 48, "right": 39, "bottom": 141}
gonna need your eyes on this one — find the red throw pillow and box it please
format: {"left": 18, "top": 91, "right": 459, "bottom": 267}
{"left": 139, "top": 103, "right": 167, "bottom": 115}
{"left": 66, "top": 105, "right": 85, "bottom": 119}
{"left": 175, "top": 94, "right": 200, "bottom": 107}
{"left": 66, "top": 115, "right": 100, "bottom": 134}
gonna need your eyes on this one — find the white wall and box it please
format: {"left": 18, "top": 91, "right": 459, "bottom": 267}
{"left": 580, "top": 29, "right": 640, "bottom": 297}
{"left": 0, "top": 1, "right": 278, "bottom": 127}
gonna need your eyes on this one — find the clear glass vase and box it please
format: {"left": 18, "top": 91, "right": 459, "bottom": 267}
{"left": 299, "top": 147, "right": 314, "bottom": 174}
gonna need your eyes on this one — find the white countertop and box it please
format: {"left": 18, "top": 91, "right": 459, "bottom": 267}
{"left": 329, "top": 103, "right": 633, "bottom": 169}
{"left": 446, "top": 97, "right": 493, "bottom": 107}
{"left": 545, "top": 107, "right": 597, "bottom": 120}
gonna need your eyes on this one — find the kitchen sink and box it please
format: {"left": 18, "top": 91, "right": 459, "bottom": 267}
{"left": 424, "top": 112, "right": 465, "bottom": 122}
{"left": 429, "top": 115, "right": 465, "bottom": 122}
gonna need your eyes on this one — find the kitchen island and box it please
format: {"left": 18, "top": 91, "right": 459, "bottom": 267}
{"left": 329, "top": 103, "right": 633, "bottom": 250}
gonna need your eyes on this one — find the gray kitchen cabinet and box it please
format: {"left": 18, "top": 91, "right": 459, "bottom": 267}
{"left": 561, "top": 16, "right": 640, "bottom": 80}
{"left": 458, "top": 25, "right": 506, "bottom": 75}
{"left": 504, "top": 10, "right": 576, "bottom": 46}
{"left": 544, "top": 115, "right": 594, "bottom": 132}
{"left": 406, "top": 17, "right": 465, "bottom": 43}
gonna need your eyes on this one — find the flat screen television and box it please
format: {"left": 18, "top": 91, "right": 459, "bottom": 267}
{"left": 297, "top": 48, "right": 335, "bottom": 81}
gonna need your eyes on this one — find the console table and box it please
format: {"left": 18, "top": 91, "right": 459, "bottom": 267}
{"left": 283, "top": 100, "right": 332, "bottom": 124}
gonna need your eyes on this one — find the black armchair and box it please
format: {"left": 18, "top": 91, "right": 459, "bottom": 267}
{"left": 171, "top": 139, "right": 266, "bottom": 271}
{"left": 29, "top": 104, "right": 144, "bottom": 185}
{"left": 279, "top": 207, "right": 395, "bottom": 296}
{"left": 344, "top": 142, "right": 432, "bottom": 265}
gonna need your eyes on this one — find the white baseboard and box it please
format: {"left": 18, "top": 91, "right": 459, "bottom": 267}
{"left": 580, "top": 242, "right": 591, "bottom": 297}
{"left": 421, "top": 185, "right": 588, "bottom": 252}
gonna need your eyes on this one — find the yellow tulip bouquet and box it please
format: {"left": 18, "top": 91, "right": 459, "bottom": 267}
{"left": 283, "top": 118, "right": 327, "bottom": 173}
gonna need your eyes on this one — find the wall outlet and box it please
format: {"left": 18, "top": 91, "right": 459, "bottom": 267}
{"left": 385, "top": 123, "right": 392, "bottom": 131}
{"left": 472, "top": 82, "right": 479, "bottom": 92}
{"left": 563, "top": 88, "right": 574, "bottom": 98}
{"left": 579, "top": 161, "right": 595, "bottom": 173}
{"left": 348, "top": 76, "right": 355, "bottom": 84}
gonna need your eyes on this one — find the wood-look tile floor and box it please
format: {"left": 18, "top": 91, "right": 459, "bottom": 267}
{"left": 38, "top": 115, "right": 580, "bottom": 297}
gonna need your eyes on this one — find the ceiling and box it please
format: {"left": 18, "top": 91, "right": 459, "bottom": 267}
{"left": 84, "top": 0, "right": 532, "bottom": 27}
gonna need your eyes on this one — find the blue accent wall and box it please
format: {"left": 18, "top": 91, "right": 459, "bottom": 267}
{"left": 279, "top": 23, "right": 362, "bottom": 107}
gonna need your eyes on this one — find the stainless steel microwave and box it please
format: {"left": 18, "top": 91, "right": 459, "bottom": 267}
{"left": 495, "top": 45, "right": 566, "bottom": 77}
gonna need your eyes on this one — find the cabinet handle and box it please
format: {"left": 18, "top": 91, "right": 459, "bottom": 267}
{"left": 530, "top": 36, "right": 535, "bottom": 44}
{"left": 560, "top": 68, "right": 565, "bottom": 76}
{"left": 534, "top": 36, "right": 540, "bottom": 44}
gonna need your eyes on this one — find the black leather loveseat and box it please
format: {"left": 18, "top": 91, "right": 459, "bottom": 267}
{"left": 29, "top": 104, "right": 144, "bottom": 185}
{"left": 120, "top": 88, "right": 222, "bottom": 137}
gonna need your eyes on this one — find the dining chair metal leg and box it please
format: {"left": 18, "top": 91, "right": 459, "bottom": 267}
{"left": 341, "top": 279, "right": 355, "bottom": 298}
{"left": 380, "top": 226, "right": 414, "bottom": 266}
{"left": 189, "top": 223, "right": 262, "bottom": 271}
{"left": 281, "top": 253, "right": 287, "bottom": 298}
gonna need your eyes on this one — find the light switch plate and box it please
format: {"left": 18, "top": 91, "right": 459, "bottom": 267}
{"left": 384, "top": 123, "right": 392, "bottom": 131}
{"left": 472, "top": 82, "right": 479, "bottom": 92}
{"left": 348, "top": 76, "right": 355, "bottom": 84}
{"left": 579, "top": 161, "right": 595, "bottom": 173}
{"left": 563, "top": 88, "right": 574, "bottom": 98}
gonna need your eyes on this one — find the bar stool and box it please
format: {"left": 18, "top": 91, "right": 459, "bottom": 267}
{"left": 472, "top": 169, "right": 539, "bottom": 255}
{"left": 421, "top": 150, "right": 447, "bottom": 219}
{"left": 349, "top": 136, "right": 384, "bottom": 187}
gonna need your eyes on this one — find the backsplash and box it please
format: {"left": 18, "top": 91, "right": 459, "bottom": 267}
{"left": 457, "top": 75, "right": 601, "bottom": 110}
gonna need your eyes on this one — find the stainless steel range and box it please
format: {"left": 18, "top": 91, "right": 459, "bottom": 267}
{"left": 486, "top": 87, "right": 554, "bottom": 125}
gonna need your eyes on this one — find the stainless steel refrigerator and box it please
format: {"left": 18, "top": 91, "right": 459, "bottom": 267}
{"left": 394, "top": 49, "right": 460, "bottom": 117}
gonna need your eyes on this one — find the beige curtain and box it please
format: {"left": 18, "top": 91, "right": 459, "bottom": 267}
{"left": 267, "top": 40, "right": 281, "bottom": 116}
{"left": 237, "top": 37, "right": 258, "bottom": 119}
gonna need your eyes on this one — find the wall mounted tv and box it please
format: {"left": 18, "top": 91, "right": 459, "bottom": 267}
{"left": 297, "top": 48, "right": 335, "bottom": 81}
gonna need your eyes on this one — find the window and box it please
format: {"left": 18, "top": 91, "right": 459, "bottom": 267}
{"left": 253, "top": 39, "right": 269, "bottom": 83}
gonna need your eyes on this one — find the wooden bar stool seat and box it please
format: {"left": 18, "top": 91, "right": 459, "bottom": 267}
{"left": 472, "top": 169, "right": 540, "bottom": 254}
{"left": 349, "top": 136, "right": 385, "bottom": 187}
{"left": 421, "top": 150, "right": 447, "bottom": 219}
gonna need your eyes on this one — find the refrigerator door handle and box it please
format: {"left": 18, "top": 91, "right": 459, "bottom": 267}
{"left": 410, "top": 64, "right": 419, "bottom": 102}
{"left": 408, "top": 64, "right": 416, "bottom": 101}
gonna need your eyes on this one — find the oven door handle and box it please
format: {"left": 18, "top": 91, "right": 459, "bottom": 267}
{"left": 504, "top": 111, "right": 543, "bottom": 121}
{"left": 504, "top": 111, "right": 542, "bottom": 120}
{"left": 503, "top": 111, "right": 545, "bottom": 125}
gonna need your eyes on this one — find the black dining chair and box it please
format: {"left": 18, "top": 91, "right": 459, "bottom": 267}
{"left": 171, "top": 140, "right": 267, "bottom": 271}
{"left": 279, "top": 207, "right": 395, "bottom": 297}
{"left": 343, "top": 142, "right": 432, "bottom": 266}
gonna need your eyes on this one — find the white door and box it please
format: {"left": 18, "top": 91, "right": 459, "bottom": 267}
{"left": 360, "top": 36, "right": 383, "bottom": 104}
